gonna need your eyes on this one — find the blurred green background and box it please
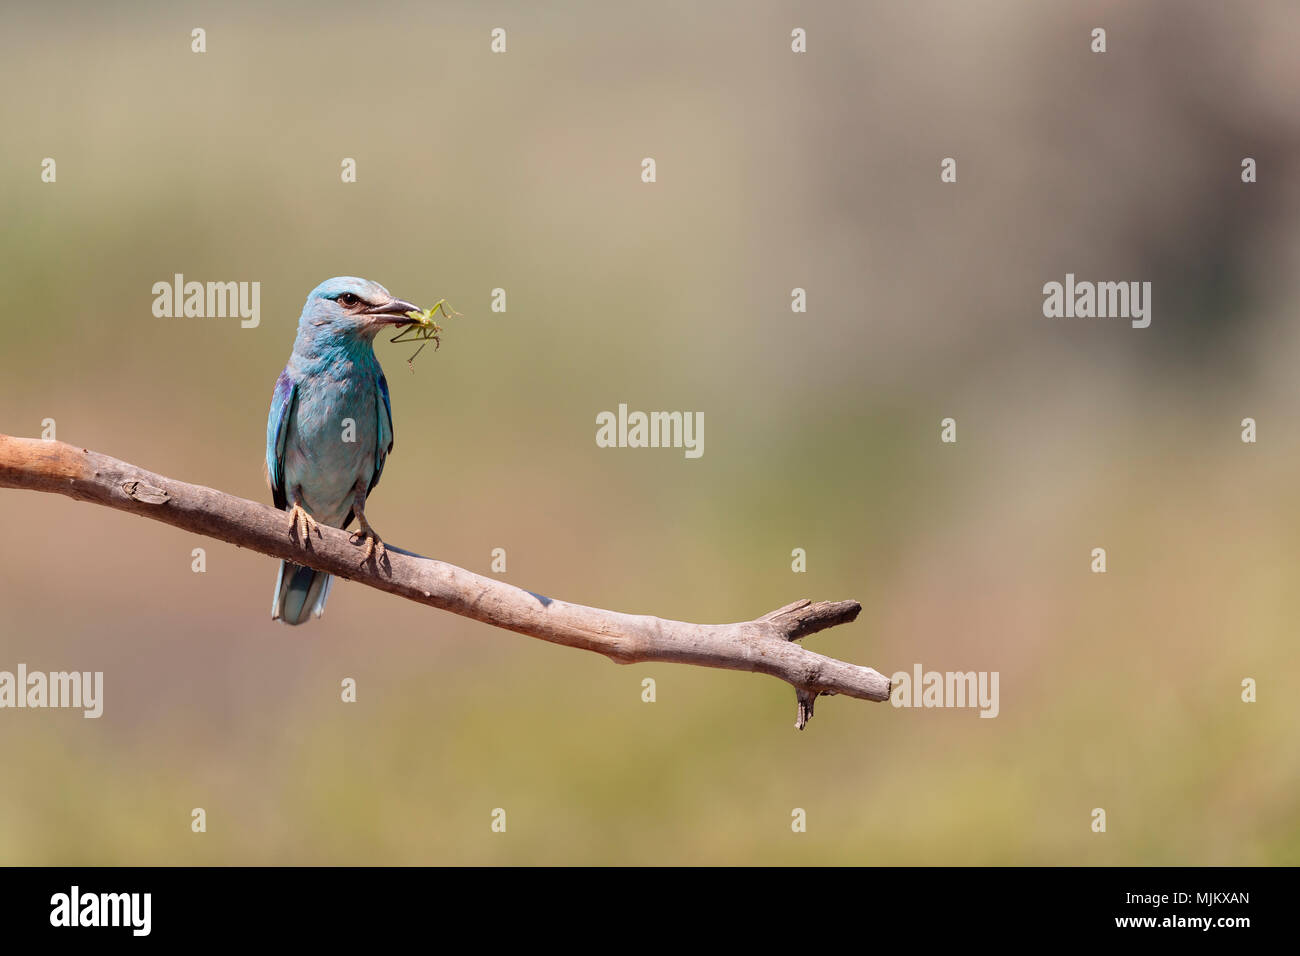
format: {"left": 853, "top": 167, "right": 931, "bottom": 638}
{"left": 2, "top": 0, "right": 1299, "bottom": 864}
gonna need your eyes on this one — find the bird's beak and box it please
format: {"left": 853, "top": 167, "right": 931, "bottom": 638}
{"left": 362, "top": 296, "right": 423, "bottom": 325}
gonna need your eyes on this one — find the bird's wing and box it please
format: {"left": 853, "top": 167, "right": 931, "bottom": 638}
{"left": 266, "top": 369, "right": 298, "bottom": 510}
{"left": 369, "top": 371, "right": 394, "bottom": 496}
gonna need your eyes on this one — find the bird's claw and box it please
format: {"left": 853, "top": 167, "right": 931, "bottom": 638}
{"left": 350, "top": 526, "right": 387, "bottom": 566}
{"left": 287, "top": 503, "right": 320, "bottom": 546}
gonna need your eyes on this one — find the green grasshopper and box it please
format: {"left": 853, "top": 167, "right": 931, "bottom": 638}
{"left": 391, "top": 299, "right": 461, "bottom": 372}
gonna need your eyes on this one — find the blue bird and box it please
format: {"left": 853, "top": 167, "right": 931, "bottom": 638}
{"left": 266, "top": 277, "right": 422, "bottom": 625}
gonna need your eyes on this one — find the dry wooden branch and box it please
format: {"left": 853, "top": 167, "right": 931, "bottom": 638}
{"left": 0, "top": 434, "right": 891, "bottom": 729}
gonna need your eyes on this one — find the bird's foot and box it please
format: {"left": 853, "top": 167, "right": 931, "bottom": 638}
{"left": 350, "top": 522, "right": 387, "bottom": 567}
{"left": 287, "top": 503, "right": 320, "bottom": 546}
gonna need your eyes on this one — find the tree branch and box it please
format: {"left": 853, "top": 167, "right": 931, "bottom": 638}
{"left": 0, "top": 434, "right": 891, "bottom": 729}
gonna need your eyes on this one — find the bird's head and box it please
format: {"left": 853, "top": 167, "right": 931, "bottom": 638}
{"left": 298, "top": 276, "right": 422, "bottom": 342}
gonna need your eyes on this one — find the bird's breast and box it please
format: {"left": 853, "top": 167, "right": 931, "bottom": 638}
{"left": 282, "top": 376, "right": 379, "bottom": 526}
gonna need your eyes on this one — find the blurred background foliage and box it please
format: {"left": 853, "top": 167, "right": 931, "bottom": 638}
{"left": 1, "top": 0, "right": 1298, "bottom": 863}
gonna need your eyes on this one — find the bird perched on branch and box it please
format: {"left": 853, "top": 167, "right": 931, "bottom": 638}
{"left": 265, "top": 277, "right": 422, "bottom": 625}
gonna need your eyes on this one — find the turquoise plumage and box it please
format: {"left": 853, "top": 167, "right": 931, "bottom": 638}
{"left": 266, "top": 277, "right": 419, "bottom": 625}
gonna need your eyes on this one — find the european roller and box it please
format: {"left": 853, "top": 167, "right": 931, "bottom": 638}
{"left": 266, "top": 277, "right": 422, "bottom": 625}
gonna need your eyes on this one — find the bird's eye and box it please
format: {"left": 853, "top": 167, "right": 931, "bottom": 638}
{"left": 339, "top": 293, "right": 360, "bottom": 307}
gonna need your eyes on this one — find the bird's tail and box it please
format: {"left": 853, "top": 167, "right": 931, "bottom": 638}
{"left": 272, "top": 560, "right": 333, "bottom": 625}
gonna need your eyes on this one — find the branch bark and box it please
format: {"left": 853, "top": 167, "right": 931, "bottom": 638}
{"left": 0, "top": 434, "right": 891, "bottom": 729}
